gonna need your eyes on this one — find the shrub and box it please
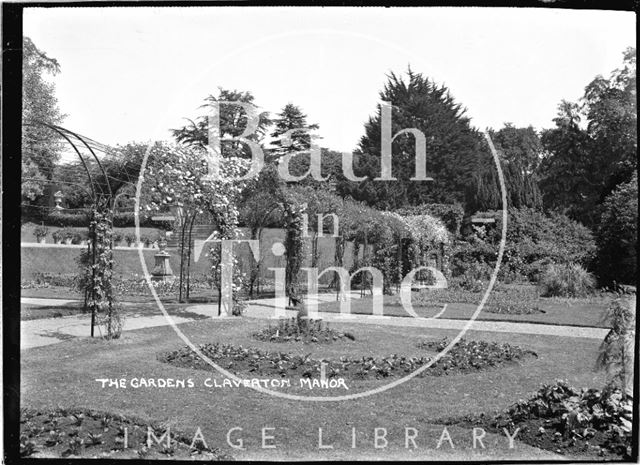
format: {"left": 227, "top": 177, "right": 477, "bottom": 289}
{"left": 450, "top": 260, "right": 492, "bottom": 292}
{"left": 450, "top": 240, "right": 496, "bottom": 278}
{"left": 454, "top": 207, "right": 596, "bottom": 282}
{"left": 396, "top": 204, "right": 465, "bottom": 235}
{"left": 46, "top": 210, "right": 89, "bottom": 227}
{"left": 124, "top": 233, "right": 135, "bottom": 245}
{"left": 61, "top": 228, "right": 76, "bottom": 240}
{"left": 596, "top": 175, "right": 638, "bottom": 287}
{"left": 539, "top": 263, "right": 596, "bottom": 297}
{"left": 33, "top": 225, "right": 48, "bottom": 239}
{"left": 72, "top": 230, "right": 88, "bottom": 244}
{"left": 596, "top": 296, "right": 636, "bottom": 395}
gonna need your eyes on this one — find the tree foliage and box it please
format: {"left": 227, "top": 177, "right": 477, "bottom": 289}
{"left": 269, "top": 103, "right": 319, "bottom": 161}
{"left": 595, "top": 174, "right": 638, "bottom": 287}
{"left": 171, "top": 88, "right": 270, "bottom": 159}
{"left": 336, "top": 69, "right": 485, "bottom": 209}
{"left": 465, "top": 124, "right": 544, "bottom": 213}
{"left": 466, "top": 156, "right": 543, "bottom": 213}
{"left": 22, "top": 36, "right": 65, "bottom": 201}
{"left": 540, "top": 48, "right": 636, "bottom": 226}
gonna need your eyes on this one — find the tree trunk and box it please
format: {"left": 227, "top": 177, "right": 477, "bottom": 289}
{"left": 185, "top": 213, "right": 197, "bottom": 301}
{"left": 248, "top": 226, "right": 259, "bottom": 298}
{"left": 178, "top": 217, "right": 188, "bottom": 303}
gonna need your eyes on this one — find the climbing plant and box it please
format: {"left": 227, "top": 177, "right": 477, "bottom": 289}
{"left": 76, "top": 203, "right": 123, "bottom": 339}
{"left": 144, "top": 144, "right": 254, "bottom": 306}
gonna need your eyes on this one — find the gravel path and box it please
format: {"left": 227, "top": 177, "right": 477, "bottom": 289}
{"left": 20, "top": 292, "right": 608, "bottom": 350}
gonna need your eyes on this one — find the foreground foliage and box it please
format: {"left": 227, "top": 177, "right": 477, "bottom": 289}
{"left": 19, "top": 407, "right": 233, "bottom": 459}
{"left": 445, "top": 381, "right": 633, "bottom": 460}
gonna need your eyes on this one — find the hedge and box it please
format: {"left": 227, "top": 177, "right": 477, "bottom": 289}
{"left": 43, "top": 210, "right": 173, "bottom": 229}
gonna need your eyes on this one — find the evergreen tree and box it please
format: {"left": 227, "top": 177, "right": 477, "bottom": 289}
{"left": 336, "top": 69, "right": 484, "bottom": 210}
{"left": 466, "top": 124, "right": 544, "bottom": 213}
{"left": 172, "top": 88, "right": 271, "bottom": 159}
{"left": 269, "top": 103, "right": 319, "bottom": 161}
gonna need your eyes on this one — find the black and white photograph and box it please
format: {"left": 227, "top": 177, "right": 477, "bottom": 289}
{"left": 2, "top": 2, "right": 638, "bottom": 462}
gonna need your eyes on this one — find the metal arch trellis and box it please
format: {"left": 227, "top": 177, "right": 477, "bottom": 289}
{"left": 24, "top": 120, "right": 119, "bottom": 338}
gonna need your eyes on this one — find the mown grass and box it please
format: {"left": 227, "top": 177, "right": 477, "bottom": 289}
{"left": 20, "top": 301, "right": 210, "bottom": 321}
{"left": 20, "top": 316, "right": 607, "bottom": 460}
{"left": 317, "top": 286, "right": 612, "bottom": 328}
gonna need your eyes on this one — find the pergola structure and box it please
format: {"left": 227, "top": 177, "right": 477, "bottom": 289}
{"left": 24, "top": 121, "right": 120, "bottom": 338}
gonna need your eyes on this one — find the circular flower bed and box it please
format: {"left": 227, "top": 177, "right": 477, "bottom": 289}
{"left": 158, "top": 338, "right": 536, "bottom": 380}
{"left": 252, "top": 317, "right": 356, "bottom": 344}
{"left": 485, "top": 302, "right": 545, "bottom": 315}
{"left": 416, "top": 338, "right": 537, "bottom": 375}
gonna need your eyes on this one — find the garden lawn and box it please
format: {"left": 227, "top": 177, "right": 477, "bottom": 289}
{"left": 20, "top": 316, "right": 607, "bottom": 460}
{"left": 20, "top": 287, "right": 225, "bottom": 307}
{"left": 316, "top": 289, "right": 611, "bottom": 328}
{"left": 20, "top": 301, "right": 210, "bottom": 321}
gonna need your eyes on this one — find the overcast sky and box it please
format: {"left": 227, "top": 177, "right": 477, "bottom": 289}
{"left": 24, "top": 6, "right": 635, "bottom": 155}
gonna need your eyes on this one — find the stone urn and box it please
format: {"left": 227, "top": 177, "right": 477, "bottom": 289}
{"left": 151, "top": 240, "right": 174, "bottom": 282}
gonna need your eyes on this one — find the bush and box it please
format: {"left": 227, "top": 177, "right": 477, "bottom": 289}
{"left": 61, "top": 228, "right": 76, "bottom": 240}
{"left": 539, "top": 263, "right": 596, "bottom": 297}
{"left": 33, "top": 225, "right": 49, "bottom": 239}
{"left": 453, "top": 207, "right": 596, "bottom": 282}
{"left": 72, "top": 230, "right": 88, "bottom": 244}
{"left": 46, "top": 210, "right": 90, "bottom": 227}
{"left": 44, "top": 210, "right": 173, "bottom": 229}
{"left": 450, "top": 240, "right": 496, "bottom": 278}
{"left": 596, "top": 296, "right": 636, "bottom": 395}
{"left": 596, "top": 175, "right": 638, "bottom": 287}
{"left": 450, "top": 260, "right": 492, "bottom": 292}
{"left": 396, "top": 203, "right": 464, "bottom": 235}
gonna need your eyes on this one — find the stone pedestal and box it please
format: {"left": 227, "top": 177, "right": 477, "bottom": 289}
{"left": 150, "top": 241, "right": 174, "bottom": 282}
